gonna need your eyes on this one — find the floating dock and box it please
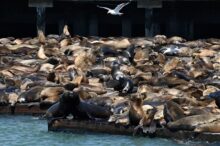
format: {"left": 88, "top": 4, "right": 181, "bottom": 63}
{"left": 48, "top": 119, "right": 220, "bottom": 142}
{"left": 0, "top": 103, "right": 46, "bottom": 115}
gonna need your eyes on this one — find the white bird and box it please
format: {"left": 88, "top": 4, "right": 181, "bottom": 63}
{"left": 97, "top": 2, "right": 130, "bottom": 16}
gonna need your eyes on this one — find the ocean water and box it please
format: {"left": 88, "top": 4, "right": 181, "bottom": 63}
{"left": 0, "top": 115, "right": 218, "bottom": 146}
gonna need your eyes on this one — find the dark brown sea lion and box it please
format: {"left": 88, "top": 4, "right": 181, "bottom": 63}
{"left": 43, "top": 102, "right": 62, "bottom": 119}
{"left": 38, "top": 30, "right": 46, "bottom": 44}
{"left": 18, "top": 86, "right": 44, "bottom": 103}
{"left": 184, "top": 107, "right": 210, "bottom": 116}
{"left": 163, "top": 100, "right": 185, "bottom": 123}
{"left": 46, "top": 91, "right": 111, "bottom": 120}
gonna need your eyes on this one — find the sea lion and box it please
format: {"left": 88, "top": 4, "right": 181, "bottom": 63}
{"left": 163, "top": 100, "right": 185, "bottom": 123}
{"left": 108, "top": 105, "right": 130, "bottom": 126}
{"left": 111, "top": 61, "right": 125, "bottom": 80}
{"left": 43, "top": 102, "right": 62, "bottom": 119}
{"left": 8, "top": 93, "right": 19, "bottom": 106}
{"left": 49, "top": 91, "right": 111, "bottom": 120}
{"left": 159, "top": 44, "right": 184, "bottom": 56}
{"left": 207, "top": 90, "right": 220, "bottom": 108}
{"left": 129, "top": 95, "right": 157, "bottom": 134}
{"left": 38, "top": 30, "right": 46, "bottom": 44}
{"left": 194, "top": 121, "right": 220, "bottom": 133}
{"left": 46, "top": 57, "right": 60, "bottom": 66}
{"left": 47, "top": 72, "right": 57, "bottom": 82}
{"left": 37, "top": 45, "right": 48, "bottom": 60}
{"left": 100, "top": 38, "right": 131, "bottom": 50}
{"left": 18, "top": 86, "right": 44, "bottom": 103}
{"left": 0, "top": 92, "right": 8, "bottom": 106}
{"left": 167, "top": 114, "right": 220, "bottom": 131}
{"left": 117, "top": 77, "right": 134, "bottom": 94}
{"left": 39, "top": 87, "right": 64, "bottom": 108}
{"left": 99, "top": 46, "right": 118, "bottom": 57}
{"left": 62, "top": 25, "right": 71, "bottom": 37}
{"left": 118, "top": 44, "right": 136, "bottom": 64}
{"left": 167, "top": 36, "right": 186, "bottom": 44}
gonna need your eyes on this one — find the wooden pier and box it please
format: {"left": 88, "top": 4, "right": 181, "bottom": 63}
{"left": 48, "top": 119, "right": 220, "bottom": 142}
{"left": 0, "top": 0, "right": 220, "bottom": 38}
{"left": 0, "top": 103, "right": 46, "bottom": 116}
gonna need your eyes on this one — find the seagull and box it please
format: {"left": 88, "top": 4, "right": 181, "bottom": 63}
{"left": 97, "top": 2, "right": 130, "bottom": 16}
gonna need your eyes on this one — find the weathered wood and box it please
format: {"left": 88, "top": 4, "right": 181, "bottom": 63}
{"left": 122, "top": 17, "right": 131, "bottom": 37}
{"left": 36, "top": 7, "right": 46, "bottom": 34}
{"left": 29, "top": 0, "right": 53, "bottom": 7}
{"left": 138, "top": 0, "right": 162, "bottom": 8}
{"left": 145, "top": 9, "right": 153, "bottom": 37}
{"left": 0, "top": 103, "right": 46, "bottom": 115}
{"left": 48, "top": 119, "right": 220, "bottom": 142}
{"left": 89, "top": 14, "right": 98, "bottom": 36}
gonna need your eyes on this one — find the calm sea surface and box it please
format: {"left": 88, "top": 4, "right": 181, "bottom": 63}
{"left": 0, "top": 115, "right": 219, "bottom": 146}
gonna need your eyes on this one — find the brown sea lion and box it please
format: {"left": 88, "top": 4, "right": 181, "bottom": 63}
{"left": 63, "top": 25, "right": 70, "bottom": 37}
{"left": 167, "top": 114, "right": 220, "bottom": 131}
{"left": 167, "top": 36, "right": 186, "bottom": 44}
{"left": 18, "top": 86, "right": 44, "bottom": 103}
{"left": 194, "top": 121, "right": 220, "bottom": 133}
{"left": 38, "top": 30, "right": 46, "bottom": 44}
{"left": 163, "top": 100, "right": 185, "bottom": 123}
{"left": 184, "top": 107, "right": 210, "bottom": 116}
{"left": 0, "top": 92, "right": 8, "bottom": 106}
{"left": 40, "top": 87, "right": 64, "bottom": 104}
{"left": 100, "top": 38, "right": 131, "bottom": 50}
{"left": 37, "top": 45, "right": 48, "bottom": 60}
{"left": 129, "top": 95, "right": 157, "bottom": 134}
{"left": 8, "top": 93, "right": 19, "bottom": 106}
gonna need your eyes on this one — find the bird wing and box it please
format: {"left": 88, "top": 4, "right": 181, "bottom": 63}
{"left": 97, "top": 5, "right": 111, "bottom": 11}
{"left": 114, "top": 2, "right": 130, "bottom": 12}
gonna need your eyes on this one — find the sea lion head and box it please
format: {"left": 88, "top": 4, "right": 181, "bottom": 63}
{"left": 118, "top": 56, "right": 131, "bottom": 65}
{"left": 130, "top": 94, "right": 143, "bottom": 106}
{"left": 119, "top": 77, "right": 134, "bottom": 94}
{"left": 111, "top": 60, "right": 121, "bottom": 68}
{"left": 60, "top": 91, "right": 80, "bottom": 106}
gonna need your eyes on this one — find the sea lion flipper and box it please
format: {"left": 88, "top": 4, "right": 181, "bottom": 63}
{"left": 106, "top": 80, "right": 120, "bottom": 88}
{"left": 142, "top": 121, "right": 157, "bottom": 134}
{"left": 133, "top": 124, "right": 142, "bottom": 136}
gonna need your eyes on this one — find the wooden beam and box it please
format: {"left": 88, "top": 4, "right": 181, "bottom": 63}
{"left": 29, "top": 0, "right": 53, "bottom": 7}
{"left": 36, "top": 7, "right": 46, "bottom": 34}
{"left": 89, "top": 14, "right": 98, "bottom": 36}
{"left": 138, "top": 0, "right": 162, "bottom": 8}
{"left": 122, "top": 17, "right": 131, "bottom": 37}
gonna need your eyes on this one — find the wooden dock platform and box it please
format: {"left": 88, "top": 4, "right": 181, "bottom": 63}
{"left": 48, "top": 119, "right": 220, "bottom": 142}
{"left": 0, "top": 103, "right": 46, "bottom": 115}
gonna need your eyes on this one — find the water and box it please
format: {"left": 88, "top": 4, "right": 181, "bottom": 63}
{"left": 0, "top": 115, "right": 218, "bottom": 146}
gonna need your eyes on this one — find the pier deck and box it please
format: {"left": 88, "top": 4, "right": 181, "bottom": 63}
{"left": 0, "top": 103, "right": 46, "bottom": 115}
{"left": 48, "top": 119, "right": 220, "bottom": 142}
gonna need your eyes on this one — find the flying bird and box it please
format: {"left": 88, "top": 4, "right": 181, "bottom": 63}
{"left": 97, "top": 2, "right": 130, "bottom": 16}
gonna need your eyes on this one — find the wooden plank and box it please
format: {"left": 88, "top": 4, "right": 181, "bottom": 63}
{"left": 48, "top": 119, "right": 220, "bottom": 142}
{"left": 0, "top": 103, "right": 46, "bottom": 115}
{"left": 29, "top": 0, "right": 53, "bottom": 7}
{"left": 138, "top": 0, "right": 162, "bottom": 8}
